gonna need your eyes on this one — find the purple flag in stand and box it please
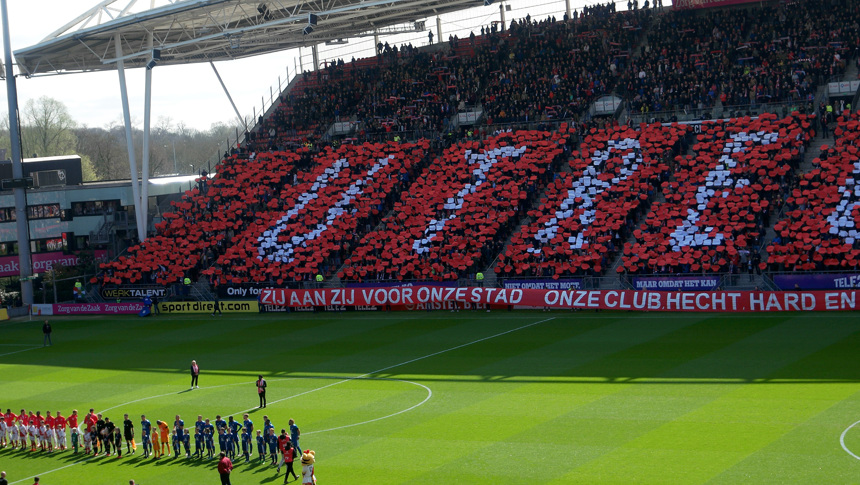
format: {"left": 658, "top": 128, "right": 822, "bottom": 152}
{"left": 632, "top": 276, "right": 721, "bottom": 291}
{"left": 773, "top": 273, "right": 860, "bottom": 290}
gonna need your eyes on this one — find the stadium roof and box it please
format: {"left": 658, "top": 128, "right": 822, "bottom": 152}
{"left": 14, "top": 0, "right": 478, "bottom": 76}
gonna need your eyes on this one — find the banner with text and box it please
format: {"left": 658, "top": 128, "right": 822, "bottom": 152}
{"left": 632, "top": 276, "right": 720, "bottom": 291}
{"left": 259, "top": 286, "right": 860, "bottom": 312}
{"left": 157, "top": 301, "right": 259, "bottom": 314}
{"left": 773, "top": 273, "right": 860, "bottom": 290}
{"left": 0, "top": 250, "right": 108, "bottom": 278}
{"left": 32, "top": 303, "right": 145, "bottom": 316}
{"left": 502, "top": 279, "right": 582, "bottom": 290}
{"left": 100, "top": 286, "right": 168, "bottom": 301}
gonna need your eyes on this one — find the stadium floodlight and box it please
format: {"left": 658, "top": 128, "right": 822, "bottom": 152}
{"left": 146, "top": 49, "right": 160, "bottom": 70}
{"left": 308, "top": 13, "right": 319, "bottom": 25}
{"left": 257, "top": 3, "right": 272, "bottom": 21}
{"left": 303, "top": 24, "right": 314, "bottom": 35}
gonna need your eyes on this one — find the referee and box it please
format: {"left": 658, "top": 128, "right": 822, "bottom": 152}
{"left": 123, "top": 413, "right": 136, "bottom": 454}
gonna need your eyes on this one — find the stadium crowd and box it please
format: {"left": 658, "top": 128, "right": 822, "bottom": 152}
{"left": 767, "top": 110, "right": 860, "bottom": 271}
{"left": 97, "top": 0, "right": 860, "bottom": 289}
{"left": 624, "top": 0, "right": 859, "bottom": 115}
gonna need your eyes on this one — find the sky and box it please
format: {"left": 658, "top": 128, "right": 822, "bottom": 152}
{"left": 0, "top": 0, "right": 586, "bottom": 134}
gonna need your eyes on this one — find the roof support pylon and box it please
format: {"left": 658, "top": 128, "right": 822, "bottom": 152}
{"left": 115, "top": 32, "right": 146, "bottom": 242}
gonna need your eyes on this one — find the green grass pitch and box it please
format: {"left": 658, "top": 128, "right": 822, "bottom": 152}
{"left": 1, "top": 311, "right": 860, "bottom": 484}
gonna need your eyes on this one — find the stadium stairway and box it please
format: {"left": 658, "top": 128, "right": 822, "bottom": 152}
{"left": 82, "top": 285, "right": 105, "bottom": 303}
{"left": 483, "top": 140, "right": 574, "bottom": 283}
{"left": 191, "top": 280, "right": 214, "bottom": 301}
{"left": 844, "top": 59, "right": 858, "bottom": 84}
{"left": 757, "top": 120, "right": 829, "bottom": 263}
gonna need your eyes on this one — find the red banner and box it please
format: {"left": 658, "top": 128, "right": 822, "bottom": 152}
{"left": 260, "top": 286, "right": 860, "bottom": 312}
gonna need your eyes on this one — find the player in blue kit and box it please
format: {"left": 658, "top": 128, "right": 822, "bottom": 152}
{"left": 204, "top": 428, "right": 215, "bottom": 459}
{"left": 214, "top": 415, "right": 227, "bottom": 432}
{"left": 231, "top": 428, "right": 240, "bottom": 459}
{"left": 193, "top": 427, "right": 202, "bottom": 458}
{"left": 241, "top": 429, "right": 251, "bottom": 463}
{"left": 140, "top": 415, "right": 152, "bottom": 458}
{"left": 224, "top": 428, "right": 235, "bottom": 459}
{"left": 203, "top": 418, "right": 215, "bottom": 437}
{"left": 217, "top": 428, "right": 227, "bottom": 455}
{"left": 243, "top": 413, "right": 253, "bottom": 437}
{"left": 228, "top": 416, "right": 242, "bottom": 435}
{"left": 194, "top": 414, "right": 205, "bottom": 453}
{"left": 171, "top": 427, "right": 182, "bottom": 459}
{"left": 267, "top": 428, "right": 278, "bottom": 465}
{"left": 262, "top": 415, "right": 274, "bottom": 437}
{"left": 183, "top": 429, "right": 191, "bottom": 457}
{"left": 256, "top": 430, "right": 265, "bottom": 463}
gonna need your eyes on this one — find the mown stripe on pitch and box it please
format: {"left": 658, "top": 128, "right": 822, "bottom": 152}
{"left": 555, "top": 315, "right": 860, "bottom": 483}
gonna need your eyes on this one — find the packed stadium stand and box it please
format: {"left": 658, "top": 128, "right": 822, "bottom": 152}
{"left": 624, "top": 0, "right": 859, "bottom": 115}
{"left": 339, "top": 130, "right": 566, "bottom": 281}
{"left": 621, "top": 113, "right": 811, "bottom": 274}
{"left": 767, "top": 111, "right": 860, "bottom": 272}
{"left": 98, "top": 0, "right": 860, "bottom": 292}
{"left": 495, "top": 123, "right": 686, "bottom": 278}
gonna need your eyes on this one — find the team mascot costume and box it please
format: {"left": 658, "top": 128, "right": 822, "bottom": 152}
{"left": 301, "top": 449, "right": 316, "bottom": 484}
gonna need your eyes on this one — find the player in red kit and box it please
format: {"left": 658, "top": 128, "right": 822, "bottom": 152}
{"left": 32, "top": 412, "right": 43, "bottom": 429}
{"left": 54, "top": 412, "right": 67, "bottom": 450}
{"left": 44, "top": 412, "right": 55, "bottom": 451}
{"left": 68, "top": 410, "right": 78, "bottom": 430}
{"left": 6, "top": 409, "right": 19, "bottom": 448}
{"left": 3, "top": 410, "right": 17, "bottom": 447}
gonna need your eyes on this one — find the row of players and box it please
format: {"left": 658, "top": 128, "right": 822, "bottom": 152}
{"left": 0, "top": 409, "right": 304, "bottom": 481}
{"left": 0, "top": 409, "right": 76, "bottom": 452}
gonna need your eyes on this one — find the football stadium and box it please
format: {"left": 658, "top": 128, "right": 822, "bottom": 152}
{"left": 1, "top": 0, "right": 860, "bottom": 483}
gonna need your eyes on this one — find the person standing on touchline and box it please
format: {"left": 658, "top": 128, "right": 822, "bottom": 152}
{"left": 42, "top": 321, "right": 52, "bottom": 347}
{"left": 256, "top": 375, "right": 267, "bottom": 408}
{"left": 190, "top": 360, "right": 200, "bottom": 389}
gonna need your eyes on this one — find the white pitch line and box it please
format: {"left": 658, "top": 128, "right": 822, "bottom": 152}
{"left": 840, "top": 419, "right": 860, "bottom": 460}
{"left": 95, "top": 378, "right": 300, "bottom": 416}
{"left": 14, "top": 317, "right": 553, "bottom": 482}
{"left": 0, "top": 346, "right": 42, "bottom": 358}
{"left": 304, "top": 379, "right": 432, "bottom": 436}
{"left": 9, "top": 455, "right": 95, "bottom": 485}
{"left": 232, "top": 316, "right": 556, "bottom": 415}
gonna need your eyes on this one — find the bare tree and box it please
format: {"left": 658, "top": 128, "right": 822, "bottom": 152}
{"left": 20, "top": 96, "right": 77, "bottom": 158}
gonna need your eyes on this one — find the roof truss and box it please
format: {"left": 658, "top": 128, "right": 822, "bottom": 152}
{"left": 15, "top": 0, "right": 482, "bottom": 76}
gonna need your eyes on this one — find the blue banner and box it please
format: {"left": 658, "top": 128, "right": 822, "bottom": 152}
{"left": 502, "top": 279, "right": 582, "bottom": 290}
{"left": 632, "top": 276, "right": 720, "bottom": 291}
{"left": 773, "top": 273, "right": 860, "bottom": 290}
